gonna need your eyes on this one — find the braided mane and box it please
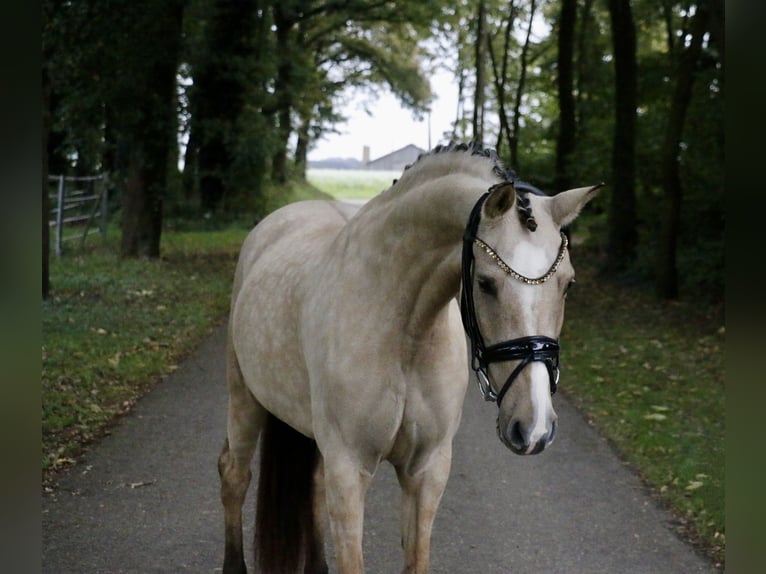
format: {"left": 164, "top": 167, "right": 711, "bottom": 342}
{"left": 394, "top": 141, "right": 543, "bottom": 232}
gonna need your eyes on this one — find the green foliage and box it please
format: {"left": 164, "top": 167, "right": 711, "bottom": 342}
{"left": 45, "top": 1, "right": 724, "bottom": 297}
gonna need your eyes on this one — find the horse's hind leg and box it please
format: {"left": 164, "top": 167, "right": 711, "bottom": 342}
{"left": 218, "top": 339, "right": 265, "bottom": 574}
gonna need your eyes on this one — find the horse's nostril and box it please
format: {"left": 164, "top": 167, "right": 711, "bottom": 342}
{"left": 509, "top": 421, "right": 527, "bottom": 450}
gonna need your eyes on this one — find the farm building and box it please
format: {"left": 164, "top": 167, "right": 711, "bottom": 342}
{"left": 365, "top": 144, "right": 426, "bottom": 172}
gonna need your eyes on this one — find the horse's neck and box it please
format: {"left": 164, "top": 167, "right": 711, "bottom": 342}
{"left": 342, "top": 174, "right": 488, "bottom": 337}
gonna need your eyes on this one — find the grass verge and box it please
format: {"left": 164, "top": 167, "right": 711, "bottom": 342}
{"left": 42, "top": 227, "right": 247, "bottom": 480}
{"left": 42, "top": 180, "right": 328, "bottom": 485}
{"left": 561, "top": 246, "right": 724, "bottom": 569}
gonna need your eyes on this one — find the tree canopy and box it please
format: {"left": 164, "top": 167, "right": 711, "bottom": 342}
{"left": 43, "top": 0, "right": 724, "bottom": 301}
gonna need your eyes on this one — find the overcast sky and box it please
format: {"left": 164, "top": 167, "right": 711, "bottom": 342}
{"left": 307, "top": 68, "right": 459, "bottom": 163}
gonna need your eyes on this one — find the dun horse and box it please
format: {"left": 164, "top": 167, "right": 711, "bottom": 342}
{"left": 218, "top": 142, "right": 601, "bottom": 573}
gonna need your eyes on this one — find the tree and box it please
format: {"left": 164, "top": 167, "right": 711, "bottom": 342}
{"left": 42, "top": 2, "right": 56, "bottom": 299}
{"left": 655, "top": 0, "right": 713, "bottom": 298}
{"left": 186, "top": 0, "right": 438, "bottom": 206}
{"left": 472, "top": 0, "right": 488, "bottom": 145}
{"left": 604, "top": 0, "right": 638, "bottom": 273}
{"left": 276, "top": 1, "right": 438, "bottom": 181}
{"left": 270, "top": 1, "right": 300, "bottom": 184}
{"left": 42, "top": 66, "right": 51, "bottom": 300}
{"left": 113, "top": 0, "right": 185, "bottom": 257}
{"left": 192, "top": 0, "right": 264, "bottom": 212}
{"left": 508, "top": 0, "right": 537, "bottom": 171}
{"left": 555, "top": 0, "right": 577, "bottom": 191}
{"left": 487, "top": 0, "right": 517, "bottom": 159}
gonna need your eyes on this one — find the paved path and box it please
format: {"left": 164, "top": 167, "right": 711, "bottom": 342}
{"left": 42, "top": 324, "right": 716, "bottom": 573}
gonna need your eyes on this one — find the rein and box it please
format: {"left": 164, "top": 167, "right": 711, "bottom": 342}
{"left": 460, "top": 191, "right": 563, "bottom": 406}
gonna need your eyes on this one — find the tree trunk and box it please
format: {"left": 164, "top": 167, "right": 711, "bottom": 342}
{"left": 120, "top": 147, "right": 164, "bottom": 258}
{"left": 489, "top": 0, "right": 516, "bottom": 158}
{"left": 270, "top": 4, "right": 296, "bottom": 184}
{"left": 472, "top": 0, "right": 487, "bottom": 146}
{"left": 656, "top": 1, "right": 711, "bottom": 298}
{"left": 195, "top": 0, "right": 258, "bottom": 211}
{"left": 294, "top": 118, "right": 310, "bottom": 181}
{"left": 42, "top": 66, "right": 51, "bottom": 300}
{"left": 452, "top": 27, "right": 467, "bottom": 141}
{"left": 510, "top": 0, "right": 537, "bottom": 170}
{"left": 605, "top": 0, "right": 638, "bottom": 273}
{"left": 118, "top": 0, "right": 184, "bottom": 258}
{"left": 555, "top": 0, "right": 577, "bottom": 191}
{"left": 575, "top": 0, "right": 594, "bottom": 130}
{"left": 181, "top": 122, "right": 198, "bottom": 202}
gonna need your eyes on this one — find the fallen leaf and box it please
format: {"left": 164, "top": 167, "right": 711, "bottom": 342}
{"left": 128, "top": 480, "right": 156, "bottom": 489}
{"left": 643, "top": 413, "right": 667, "bottom": 421}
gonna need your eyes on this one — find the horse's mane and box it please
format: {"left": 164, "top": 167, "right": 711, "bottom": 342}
{"left": 389, "top": 141, "right": 543, "bottom": 232}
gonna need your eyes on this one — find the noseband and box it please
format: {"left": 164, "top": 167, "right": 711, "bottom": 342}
{"left": 460, "top": 190, "right": 564, "bottom": 406}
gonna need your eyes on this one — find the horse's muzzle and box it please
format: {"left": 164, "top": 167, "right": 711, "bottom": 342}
{"left": 498, "top": 418, "right": 557, "bottom": 455}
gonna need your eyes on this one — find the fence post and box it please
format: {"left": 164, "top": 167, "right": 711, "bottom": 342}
{"left": 55, "top": 175, "right": 65, "bottom": 256}
{"left": 100, "top": 174, "right": 109, "bottom": 237}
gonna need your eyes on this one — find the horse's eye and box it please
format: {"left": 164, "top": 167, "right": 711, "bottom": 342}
{"left": 564, "top": 278, "right": 576, "bottom": 297}
{"left": 477, "top": 276, "right": 497, "bottom": 297}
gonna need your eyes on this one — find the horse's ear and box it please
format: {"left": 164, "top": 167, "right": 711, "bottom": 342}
{"left": 550, "top": 183, "right": 604, "bottom": 227}
{"left": 483, "top": 182, "right": 516, "bottom": 219}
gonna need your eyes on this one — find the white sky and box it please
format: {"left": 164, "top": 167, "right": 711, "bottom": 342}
{"left": 307, "top": 68, "right": 460, "bottom": 162}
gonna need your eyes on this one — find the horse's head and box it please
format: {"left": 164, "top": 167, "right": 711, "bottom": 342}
{"left": 461, "top": 180, "right": 602, "bottom": 455}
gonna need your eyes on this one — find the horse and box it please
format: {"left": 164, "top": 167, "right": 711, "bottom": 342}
{"left": 218, "top": 142, "right": 602, "bottom": 573}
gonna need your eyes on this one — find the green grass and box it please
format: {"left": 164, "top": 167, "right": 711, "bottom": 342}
{"left": 42, "top": 179, "right": 328, "bottom": 481}
{"left": 42, "top": 227, "right": 248, "bottom": 476}
{"left": 561, "top": 246, "right": 724, "bottom": 569}
{"left": 307, "top": 168, "right": 400, "bottom": 200}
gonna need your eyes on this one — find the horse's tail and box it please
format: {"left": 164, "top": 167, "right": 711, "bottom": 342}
{"left": 255, "top": 412, "right": 324, "bottom": 573}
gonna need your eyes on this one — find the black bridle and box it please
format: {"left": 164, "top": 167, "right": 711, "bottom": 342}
{"left": 460, "top": 191, "right": 563, "bottom": 406}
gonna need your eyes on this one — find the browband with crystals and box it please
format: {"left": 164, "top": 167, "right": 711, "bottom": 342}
{"left": 472, "top": 232, "right": 568, "bottom": 285}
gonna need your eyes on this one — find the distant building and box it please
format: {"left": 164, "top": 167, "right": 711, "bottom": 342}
{"left": 364, "top": 144, "right": 426, "bottom": 172}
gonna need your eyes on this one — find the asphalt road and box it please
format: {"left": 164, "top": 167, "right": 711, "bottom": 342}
{"left": 42, "top": 323, "right": 717, "bottom": 574}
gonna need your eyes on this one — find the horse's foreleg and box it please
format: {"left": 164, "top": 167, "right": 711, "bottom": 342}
{"left": 323, "top": 455, "right": 373, "bottom": 574}
{"left": 396, "top": 445, "right": 453, "bottom": 574}
{"left": 218, "top": 346, "right": 265, "bottom": 574}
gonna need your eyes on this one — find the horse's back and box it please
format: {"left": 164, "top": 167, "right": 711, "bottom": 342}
{"left": 232, "top": 200, "right": 358, "bottom": 297}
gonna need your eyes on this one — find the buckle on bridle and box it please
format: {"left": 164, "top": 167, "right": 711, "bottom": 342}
{"left": 475, "top": 367, "right": 497, "bottom": 402}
